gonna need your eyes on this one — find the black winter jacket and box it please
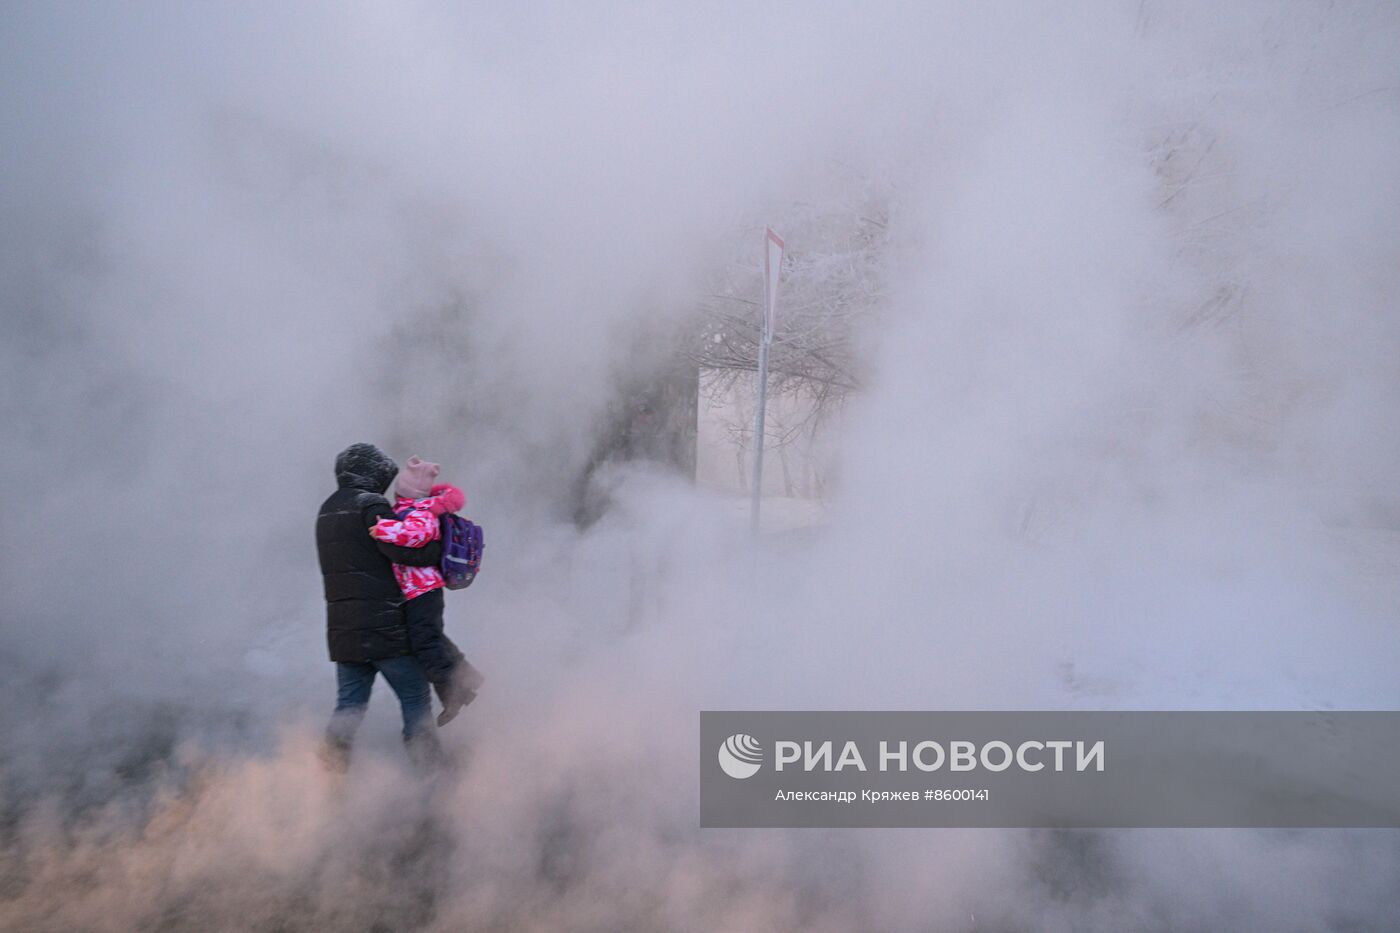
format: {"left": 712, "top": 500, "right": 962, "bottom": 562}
{"left": 317, "top": 482, "right": 443, "bottom": 663}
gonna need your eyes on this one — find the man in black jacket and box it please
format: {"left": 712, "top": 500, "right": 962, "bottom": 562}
{"left": 317, "top": 442, "right": 445, "bottom": 770}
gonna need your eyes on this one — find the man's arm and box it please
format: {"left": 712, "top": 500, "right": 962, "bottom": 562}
{"left": 360, "top": 499, "right": 442, "bottom": 567}
{"left": 369, "top": 507, "right": 439, "bottom": 547}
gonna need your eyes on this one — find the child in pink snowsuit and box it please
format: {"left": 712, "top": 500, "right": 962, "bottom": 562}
{"left": 368, "top": 456, "right": 483, "bottom": 725}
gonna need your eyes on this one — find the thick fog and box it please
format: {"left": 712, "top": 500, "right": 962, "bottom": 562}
{"left": 3, "top": 2, "right": 1399, "bottom": 930}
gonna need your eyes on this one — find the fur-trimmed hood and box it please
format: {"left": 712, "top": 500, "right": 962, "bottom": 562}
{"left": 334, "top": 442, "right": 398, "bottom": 493}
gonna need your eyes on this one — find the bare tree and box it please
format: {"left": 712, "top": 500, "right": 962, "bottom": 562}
{"left": 685, "top": 169, "right": 893, "bottom": 438}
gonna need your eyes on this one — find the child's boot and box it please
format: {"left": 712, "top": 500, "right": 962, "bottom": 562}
{"left": 436, "top": 661, "right": 485, "bottom": 727}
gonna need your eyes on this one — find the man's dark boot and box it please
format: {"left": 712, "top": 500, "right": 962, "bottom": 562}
{"left": 404, "top": 730, "right": 449, "bottom": 772}
{"left": 317, "top": 735, "right": 352, "bottom": 774}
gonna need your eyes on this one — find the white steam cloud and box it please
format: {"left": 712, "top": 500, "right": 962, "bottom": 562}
{"left": 3, "top": 2, "right": 1399, "bottom": 930}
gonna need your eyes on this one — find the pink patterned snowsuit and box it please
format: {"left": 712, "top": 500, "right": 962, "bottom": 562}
{"left": 367, "top": 485, "right": 464, "bottom": 600}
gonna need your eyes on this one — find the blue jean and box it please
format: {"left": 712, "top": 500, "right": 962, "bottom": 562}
{"left": 326, "top": 656, "right": 435, "bottom": 742}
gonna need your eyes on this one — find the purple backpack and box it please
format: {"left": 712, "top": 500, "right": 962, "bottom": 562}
{"left": 438, "top": 513, "right": 484, "bottom": 589}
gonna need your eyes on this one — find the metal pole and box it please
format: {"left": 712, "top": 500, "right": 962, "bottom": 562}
{"left": 751, "top": 226, "right": 782, "bottom": 535}
{"left": 750, "top": 335, "right": 770, "bottom": 533}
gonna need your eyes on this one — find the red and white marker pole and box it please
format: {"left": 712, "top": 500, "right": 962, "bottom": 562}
{"left": 751, "top": 226, "right": 784, "bottom": 533}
